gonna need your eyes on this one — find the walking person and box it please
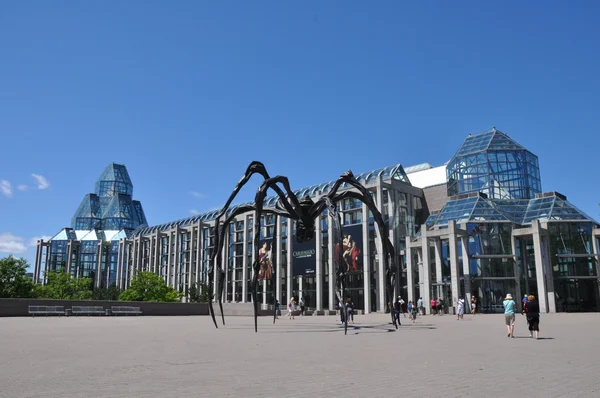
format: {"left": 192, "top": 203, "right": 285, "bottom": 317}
{"left": 393, "top": 298, "right": 402, "bottom": 326}
{"left": 431, "top": 298, "right": 437, "bottom": 315}
{"left": 457, "top": 296, "right": 465, "bottom": 320}
{"left": 288, "top": 297, "right": 295, "bottom": 320}
{"left": 411, "top": 303, "right": 418, "bottom": 323}
{"left": 338, "top": 300, "right": 345, "bottom": 324}
{"left": 346, "top": 297, "right": 355, "bottom": 324}
{"left": 503, "top": 293, "right": 517, "bottom": 338}
{"left": 471, "top": 296, "right": 477, "bottom": 314}
{"left": 525, "top": 295, "right": 541, "bottom": 339}
{"left": 299, "top": 297, "right": 306, "bottom": 316}
{"left": 417, "top": 297, "right": 424, "bottom": 315}
{"left": 398, "top": 297, "right": 406, "bottom": 317}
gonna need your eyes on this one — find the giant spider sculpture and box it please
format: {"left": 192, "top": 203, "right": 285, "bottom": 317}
{"left": 207, "top": 161, "right": 399, "bottom": 335}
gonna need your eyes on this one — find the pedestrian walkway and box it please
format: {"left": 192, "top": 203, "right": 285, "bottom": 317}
{"left": 0, "top": 313, "right": 599, "bottom": 397}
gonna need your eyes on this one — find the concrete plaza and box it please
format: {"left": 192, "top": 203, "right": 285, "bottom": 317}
{"left": 1, "top": 312, "right": 599, "bottom": 397}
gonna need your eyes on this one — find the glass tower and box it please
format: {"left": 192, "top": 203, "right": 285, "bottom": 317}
{"left": 447, "top": 128, "right": 542, "bottom": 199}
{"left": 71, "top": 163, "right": 147, "bottom": 231}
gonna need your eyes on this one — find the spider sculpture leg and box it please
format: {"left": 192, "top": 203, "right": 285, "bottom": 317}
{"left": 311, "top": 172, "right": 399, "bottom": 330}
{"left": 251, "top": 176, "right": 299, "bottom": 333}
{"left": 324, "top": 197, "right": 349, "bottom": 335}
{"left": 208, "top": 161, "right": 299, "bottom": 329}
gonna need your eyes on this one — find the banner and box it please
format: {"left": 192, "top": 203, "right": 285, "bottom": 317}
{"left": 292, "top": 235, "right": 316, "bottom": 276}
{"left": 258, "top": 238, "right": 275, "bottom": 280}
{"left": 334, "top": 224, "right": 363, "bottom": 273}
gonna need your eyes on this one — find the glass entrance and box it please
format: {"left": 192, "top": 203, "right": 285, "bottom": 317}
{"left": 554, "top": 278, "right": 600, "bottom": 312}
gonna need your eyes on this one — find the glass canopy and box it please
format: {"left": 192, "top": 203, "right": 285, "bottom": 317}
{"left": 428, "top": 192, "right": 597, "bottom": 227}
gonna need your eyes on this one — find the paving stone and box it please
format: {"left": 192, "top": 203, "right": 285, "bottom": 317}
{"left": 0, "top": 313, "right": 599, "bottom": 397}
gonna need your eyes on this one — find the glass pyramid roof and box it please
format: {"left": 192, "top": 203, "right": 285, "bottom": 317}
{"left": 429, "top": 192, "right": 598, "bottom": 227}
{"left": 451, "top": 128, "right": 526, "bottom": 159}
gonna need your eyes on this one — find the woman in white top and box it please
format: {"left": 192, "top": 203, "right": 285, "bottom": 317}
{"left": 457, "top": 296, "right": 465, "bottom": 320}
{"left": 288, "top": 298, "right": 295, "bottom": 319}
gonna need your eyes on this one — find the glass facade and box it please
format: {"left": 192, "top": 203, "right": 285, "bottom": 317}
{"left": 447, "top": 129, "right": 541, "bottom": 199}
{"left": 72, "top": 163, "right": 147, "bottom": 231}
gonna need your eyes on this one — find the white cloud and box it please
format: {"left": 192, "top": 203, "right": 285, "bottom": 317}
{"left": 189, "top": 209, "right": 201, "bottom": 215}
{"left": 0, "top": 180, "right": 12, "bottom": 197}
{"left": 0, "top": 233, "right": 27, "bottom": 253}
{"left": 17, "top": 184, "right": 28, "bottom": 191}
{"left": 28, "top": 235, "right": 52, "bottom": 246}
{"left": 190, "top": 191, "right": 206, "bottom": 199}
{"left": 31, "top": 174, "right": 50, "bottom": 190}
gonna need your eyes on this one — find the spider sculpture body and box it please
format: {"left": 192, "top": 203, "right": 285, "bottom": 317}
{"left": 208, "top": 161, "right": 399, "bottom": 334}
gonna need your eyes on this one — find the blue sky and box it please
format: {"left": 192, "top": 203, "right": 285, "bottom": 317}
{"left": 1, "top": 1, "right": 599, "bottom": 269}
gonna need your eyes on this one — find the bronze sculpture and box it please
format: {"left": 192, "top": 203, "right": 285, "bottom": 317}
{"left": 207, "top": 161, "right": 398, "bottom": 334}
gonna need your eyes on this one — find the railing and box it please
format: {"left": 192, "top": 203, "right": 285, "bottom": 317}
{"left": 72, "top": 306, "right": 105, "bottom": 316}
{"left": 111, "top": 306, "right": 142, "bottom": 315}
{"left": 28, "top": 306, "right": 65, "bottom": 317}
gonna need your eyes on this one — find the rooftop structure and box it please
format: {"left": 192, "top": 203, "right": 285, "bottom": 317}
{"left": 72, "top": 163, "right": 147, "bottom": 231}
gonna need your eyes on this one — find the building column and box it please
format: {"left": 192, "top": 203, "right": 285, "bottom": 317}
{"left": 174, "top": 227, "right": 181, "bottom": 290}
{"left": 416, "top": 243, "right": 423, "bottom": 306}
{"left": 124, "top": 241, "right": 130, "bottom": 288}
{"left": 421, "top": 226, "right": 431, "bottom": 314}
{"left": 434, "top": 238, "right": 443, "bottom": 300}
{"left": 66, "top": 241, "right": 73, "bottom": 276}
{"left": 375, "top": 180, "right": 385, "bottom": 312}
{"left": 541, "top": 231, "right": 556, "bottom": 313}
{"left": 532, "top": 220, "right": 549, "bottom": 313}
{"left": 131, "top": 238, "right": 138, "bottom": 280}
{"left": 406, "top": 240, "right": 414, "bottom": 303}
{"left": 242, "top": 216, "right": 248, "bottom": 303}
{"left": 196, "top": 223, "right": 202, "bottom": 286}
{"left": 592, "top": 233, "right": 600, "bottom": 306}
{"left": 328, "top": 214, "right": 336, "bottom": 311}
{"left": 187, "top": 228, "right": 194, "bottom": 301}
{"left": 387, "top": 188, "right": 397, "bottom": 297}
{"left": 511, "top": 234, "right": 522, "bottom": 308}
{"left": 287, "top": 220, "right": 292, "bottom": 304}
{"left": 315, "top": 211, "right": 323, "bottom": 311}
{"left": 362, "top": 203, "right": 370, "bottom": 314}
{"left": 166, "top": 231, "right": 173, "bottom": 287}
{"left": 459, "top": 235, "right": 472, "bottom": 306}
{"left": 117, "top": 241, "right": 123, "bottom": 289}
{"left": 43, "top": 243, "right": 50, "bottom": 285}
{"left": 34, "top": 241, "right": 42, "bottom": 284}
{"left": 95, "top": 241, "right": 102, "bottom": 288}
{"left": 298, "top": 276, "right": 303, "bottom": 303}
{"left": 448, "top": 220, "right": 460, "bottom": 310}
{"left": 275, "top": 215, "right": 282, "bottom": 305}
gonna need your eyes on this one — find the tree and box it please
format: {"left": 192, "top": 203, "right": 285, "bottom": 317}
{"left": 0, "top": 256, "right": 33, "bottom": 298}
{"left": 92, "top": 284, "right": 121, "bottom": 300}
{"left": 119, "top": 271, "right": 183, "bottom": 302}
{"left": 187, "top": 282, "right": 209, "bottom": 303}
{"left": 33, "top": 271, "right": 93, "bottom": 300}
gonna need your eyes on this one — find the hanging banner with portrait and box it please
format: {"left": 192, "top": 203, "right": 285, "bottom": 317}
{"left": 334, "top": 224, "right": 363, "bottom": 273}
{"left": 257, "top": 238, "right": 275, "bottom": 280}
{"left": 292, "top": 235, "right": 316, "bottom": 276}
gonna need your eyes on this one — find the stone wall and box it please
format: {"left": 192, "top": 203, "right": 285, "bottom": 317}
{"left": 0, "top": 299, "right": 270, "bottom": 317}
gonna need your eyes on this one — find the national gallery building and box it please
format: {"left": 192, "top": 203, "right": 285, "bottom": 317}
{"left": 33, "top": 128, "right": 600, "bottom": 313}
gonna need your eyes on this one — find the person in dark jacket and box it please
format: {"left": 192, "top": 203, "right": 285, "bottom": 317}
{"left": 525, "top": 295, "right": 540, "bottom": 339}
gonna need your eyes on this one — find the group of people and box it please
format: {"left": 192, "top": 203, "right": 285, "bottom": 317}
{"left": 338, "top": 298, "right": 355, "bottom": 324}
{"left": 502, "top": 293, "right": 541, "bottom": 339}
{"left": 392, "top": 296, "right": 419, "bottom": 324}
{"left": 276, "top": 297, "right": 307, "bottom": 320}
